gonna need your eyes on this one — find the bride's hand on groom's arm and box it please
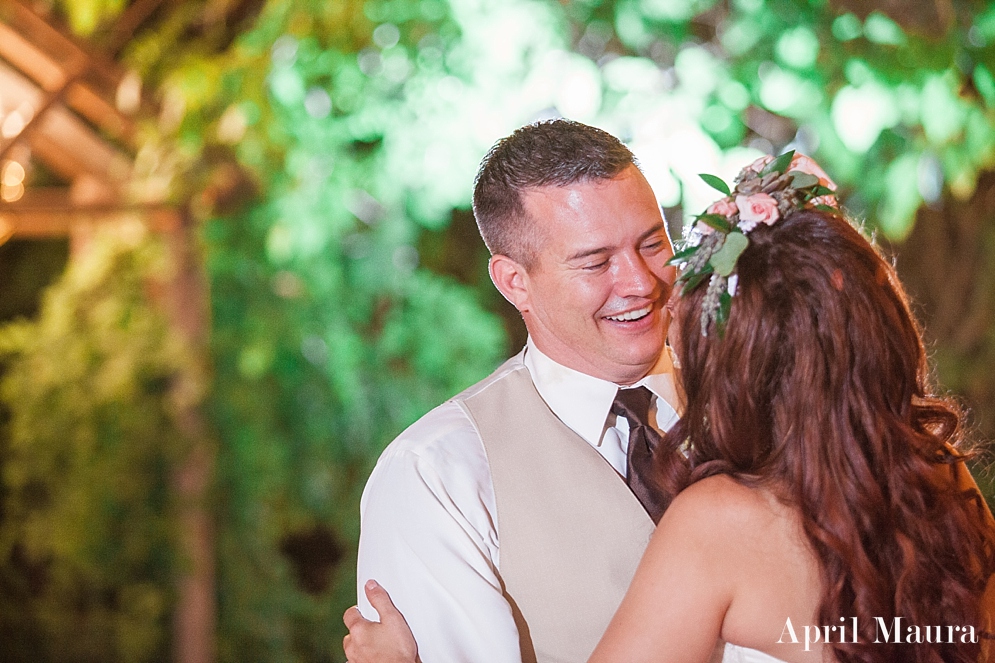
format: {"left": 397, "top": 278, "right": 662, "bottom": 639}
{"left": 343, "top": 580, "right": 420, "bottom": 663}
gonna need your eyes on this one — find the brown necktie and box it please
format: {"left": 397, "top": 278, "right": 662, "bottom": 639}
{"left": 611, "top": 386, "right": 667, "bottom": 524}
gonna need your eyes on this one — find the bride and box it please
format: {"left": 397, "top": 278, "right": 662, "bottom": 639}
{"left": 342, "top": 154, "right": 995, "bottom": 663}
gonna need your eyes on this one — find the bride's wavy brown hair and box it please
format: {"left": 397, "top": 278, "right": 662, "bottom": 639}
{"left": 660, "top": 208, "right": 995, "bottom": 663}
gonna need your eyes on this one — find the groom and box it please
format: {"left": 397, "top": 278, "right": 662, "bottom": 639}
{"left": 354, "top": 119, "right": 679, "bottom": 663}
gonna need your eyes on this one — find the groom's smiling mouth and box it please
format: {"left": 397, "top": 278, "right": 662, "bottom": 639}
{"left": 604, "top": 304, "right": 653, "bottom": 323}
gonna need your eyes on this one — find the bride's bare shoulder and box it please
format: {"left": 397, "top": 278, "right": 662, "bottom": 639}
{"left": 651, "top": 475, "right": 803, "bottom": 563}
{"left": 665, "top": 475, "right": 783, "bottom": 526}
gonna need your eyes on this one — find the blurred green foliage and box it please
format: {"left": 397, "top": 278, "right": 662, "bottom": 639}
{"left": 0, "top": 226, "right": 187, "bottom": 662}
{"left": 1, "top": 0, "right": 994, "bottom": 660}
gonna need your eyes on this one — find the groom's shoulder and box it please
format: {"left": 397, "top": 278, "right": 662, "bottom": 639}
{"left": 448, "top": 350, "right": 527, "bottom": 404}
{"left": 378, "top": 350, "right": 527, "bottom": 461}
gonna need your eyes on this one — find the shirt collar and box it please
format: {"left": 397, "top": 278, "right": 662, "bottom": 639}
{"left": 523, "top": 338, "right": 680, "bottom": 447}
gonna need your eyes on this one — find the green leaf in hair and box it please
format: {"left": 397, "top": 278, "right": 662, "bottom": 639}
{"left": 697, "top": 214, "right": 734, "bottom": 233}
{"left": 667, "top": 244, "right": 698, "bottom": 265}
{"left": 681, "top": 270, "right": 712, "bottom": 294}
{"left": 699, "top": 173, "right": 731, "bottom": 195}
{"left": 762, "top": 150, "right": 795, "bottom": 176}
{"left": 708, "top": 231, "right": 748, "bottom": 276}
{"left": 717, "top": 291, "right": 732, "bottom": 325}
{"left": 788, "top": 171, "right": 819, "bottom": 189}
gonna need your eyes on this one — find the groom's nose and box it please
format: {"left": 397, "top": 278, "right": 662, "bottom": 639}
{"left": 613, "top": 252, "right": 659, "bottom": 297}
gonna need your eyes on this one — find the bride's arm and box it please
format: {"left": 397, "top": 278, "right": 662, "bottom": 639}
{"left": 343, "top": 580, "right": 420, "bottom": 663}
{"left": 588, "top": 478, "right": 734, "bottom": 663}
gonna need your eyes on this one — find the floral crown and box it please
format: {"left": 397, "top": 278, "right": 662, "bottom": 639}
{"left": 667, "top": 151, "right": 840, "bottom": 337}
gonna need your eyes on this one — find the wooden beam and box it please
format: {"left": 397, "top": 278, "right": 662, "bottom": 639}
{"left": 0, "top": 63, "right": 90, "bottom": 165}
{"left": 0, "top": 196, "right": 182, "bottom": 239}
{"left": 0, "top": 3, "right": 81, "bottom": 76}
{"left": 0, "top": 21, "right": 67, "bottom": 90}
{"left": 0, "top": 62, "right": 132, "bottom": 189}
{"left": 0, "top": 3, "right": 138, "bottom": 148}
{"left": 0, "top": 49, "right": 45, "bottom": 108}
{"left": 32, "top": 107, "right": 133, "bottom": 184}
{"left": 0, "top": 1, "right": 112, "bottom": 81}
{"left": 0, "top": 0, "right": 149, "bottom": 103}
{"left": 64, "top": 81, "right": 133, "bottom": 143}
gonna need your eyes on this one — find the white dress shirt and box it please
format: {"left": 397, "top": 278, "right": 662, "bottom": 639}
{"left": 356, "top": 339, "right": 679, "bottom": 663}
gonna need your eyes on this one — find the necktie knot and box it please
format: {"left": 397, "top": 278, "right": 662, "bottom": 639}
{"left": 611, "top": 386, "right": 653, "bottom": 425}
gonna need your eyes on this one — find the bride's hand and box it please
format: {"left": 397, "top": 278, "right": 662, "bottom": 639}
{"left": 343, "top": 580, "right": 419, "bottom": 663}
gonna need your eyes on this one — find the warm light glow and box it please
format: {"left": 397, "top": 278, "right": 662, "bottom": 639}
{"left": 0, "top": 182, "right": 24, "bottom": 202}
{"left": 18, "top": 101, "right": 34, "bottom": 121}
{"left": 116, "top": 70, "right": 142, "bottom": 114}
{"left": 1, "top": 111, "right": 24, "bottom": 139}
{"left": 217, "top": 104, "right": 248, "bottom": 143}
{"left": 159, "top": 85, "right": 186, "bottom": 132}
{"left": 1, "top": 160, "right": 25, "bottom": 187}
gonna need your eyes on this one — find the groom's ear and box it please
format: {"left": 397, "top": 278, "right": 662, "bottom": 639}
{"left": 489, "top": 254, "right": 532, "bottom": 313}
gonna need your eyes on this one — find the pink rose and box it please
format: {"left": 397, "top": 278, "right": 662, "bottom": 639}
{"left": 707, "top": 198, "right": 738, "bottom": 217}
{"left": 746, "top": 154, "right": 774, "bottom": 173}
{"left": 698, "top": 197, "right": 738, "bottom": 234}
{"left": 735, "top": 193, "right": 780, "bottom": 231}
{"left": 790, "top": 154, "right": 836, "bottom": 191}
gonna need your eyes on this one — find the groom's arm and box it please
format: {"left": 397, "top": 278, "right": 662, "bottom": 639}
{"left": 356, "top": 402, "right": 524, "bottom": 663}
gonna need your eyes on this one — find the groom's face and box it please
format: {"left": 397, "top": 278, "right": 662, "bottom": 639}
{"left": 516, "top": 165, "right": 675, "bottom": 385}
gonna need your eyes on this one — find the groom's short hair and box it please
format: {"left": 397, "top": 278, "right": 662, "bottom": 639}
{"left": 472, "top": 119, "right": 637, "bottom": 270}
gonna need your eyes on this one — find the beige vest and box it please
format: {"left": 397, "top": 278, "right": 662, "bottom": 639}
{"left": 456, "top": 362, "right": 655, "bottom": 663}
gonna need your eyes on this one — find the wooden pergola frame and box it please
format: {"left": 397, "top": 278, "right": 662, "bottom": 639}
{"left": 0, "top": 3, "right": 213, "bottom": 663}
{"left": 0, "top": 0, "right": 167, "bottom": 235}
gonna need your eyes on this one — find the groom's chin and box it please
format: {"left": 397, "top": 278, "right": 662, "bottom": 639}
{"left": 599, "top": 341, "right": 666, "bottom": 382}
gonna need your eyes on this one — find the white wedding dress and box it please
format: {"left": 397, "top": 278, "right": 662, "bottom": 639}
{"left": 722, "top": 642, "right": 791, "bottom": 663}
